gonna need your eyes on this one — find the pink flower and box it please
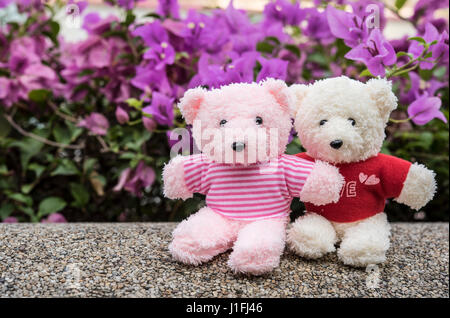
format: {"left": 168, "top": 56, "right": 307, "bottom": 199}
{"left": 78, "top": 112, "right": 110, "bottom": 135}
{"left": 2, "top": 217, "right": 18, "bottom": 223}
{"left": 115, "top": 106, "right": 129, "bottom": 124}
{"left": 114, "top": 161, "right": 156, "bottom": 197}
{"left": 143, "top": 117, "right": 157, "bottom": 132}
{"left": 408, "top": 93, "right": 447, "bottom": 125}
{"left": 41, "top": 213, "right": 67, "bottom": 223}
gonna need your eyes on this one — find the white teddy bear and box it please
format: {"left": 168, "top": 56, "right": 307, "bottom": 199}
{"left": 287, "top": 76, "right": 436, "bottom": 267}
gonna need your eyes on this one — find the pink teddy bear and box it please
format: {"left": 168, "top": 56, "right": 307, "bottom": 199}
{"left": 163, "top": 79, "right": 344, "bottom": 275}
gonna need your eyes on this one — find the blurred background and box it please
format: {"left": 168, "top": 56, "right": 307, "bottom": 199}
{"left": 0, "top": 0, "right": 448, "bottom": 223}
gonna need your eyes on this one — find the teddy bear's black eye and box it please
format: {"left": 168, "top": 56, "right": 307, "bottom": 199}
{"left": 319, "top": 119, "right": 327, "bottom": 126}
{"left": 348, "top": 118, "right": 356, "bottom": 126}
{"left": 219, "top": 119, "right": 227, "bottom": 127}
{"left": 255, "top": 116, "right": 263, "bottom": 125}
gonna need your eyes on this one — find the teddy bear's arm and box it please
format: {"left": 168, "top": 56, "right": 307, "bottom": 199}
{"left": 394, "top": 163, "right": 436, "bottom": 210}
{"left": 163, "top": 155, "right": 194, "bottom": 200}
{"left": 299, "top": 161, "right": 345, "bottom": 206}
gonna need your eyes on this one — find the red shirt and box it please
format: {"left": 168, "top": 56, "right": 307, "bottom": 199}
{"left": 296, "top": 153, "right": 412, "bottom": 223}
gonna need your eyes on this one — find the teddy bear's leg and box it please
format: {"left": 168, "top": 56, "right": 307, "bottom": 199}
{"left": 335, "top": 213, "right": 391, "bottom": 267}
{"left": 287, "top": 212, "right": 338, "bottom": 259}
{"left": 169, "top": 207, "right": 239, "bottom": 265}
{"left": 227, "top": 218, "right": 286, "bottom": 275}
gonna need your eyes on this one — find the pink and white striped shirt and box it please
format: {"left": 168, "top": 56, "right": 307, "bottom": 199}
{"left": 183, "top": 154, "right": 315, "bottom": 221}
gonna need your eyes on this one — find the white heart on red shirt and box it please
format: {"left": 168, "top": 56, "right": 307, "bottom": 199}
{"left": 365, "top": 174, "right": 380, "bottom": 185}
{"left": 359, "top": 172, "right": 368, "bottom": 183}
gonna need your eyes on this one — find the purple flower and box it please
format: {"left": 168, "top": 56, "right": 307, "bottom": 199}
{"left": 142, "top": 92, "right": 175, "bottom": 126}
{"left": 156, "top": 0, "right": 180, "bottom": 19}
{"left": 345, "top": 29, "right": 397, "bottom": 77}
{"left": 143, "top": 117, "right": 157, "bottom": 132}
{"left": 115, "top": 106, "right": 129, "bottom": 124}
{"left": 412, "top": 0, "right": 449, "bottom": 22}
{"left": 132, "top": 21, "right": 169, "bottom": 47}
{"left": 407, "top": 93, "right": 447, "bottom": 125}
{"left": 0, "top": 0, "right": 12, "bottom": 9}
{"left": 350, "top": 0, "right": 386, "bottom": 30}
{"left": 133, "top": 21, "right": 175, "bottom": 69}
{"left": 256, "top": 56, "right": 288, "bottom": 82}
{"left": 116, "top": 0, "right": 144, "bottom": 10}
{"left": 400, "top": 72, "right": 446, "bottom": 105}
{"left": 82, "top": 14, "right": 118, "bottom": 35}
{"left": 114, "top": 161, "right": 156, "bottom": 197}
{"left": 326, "top": 5, "right": 368, "bottom": 48}
{"left": 408, "top": 23, "right": 449, "bottom": 70}
{"left": 41, "top": 213, "right": 67, "bottom": 223}
{"left": 131, "top": 65, "right": 173, "bottom": 99}
{"left": 2, "top": 216, "right": 18, "bottom": 223}
{"left": 302, "top": 8, "right": 334, "bottom": 44}
{"left": 77, "top": 113, "right": 110, "bottom": 136}
{"left": 263, "top": 0, "right": 306, "bottom": 26}
{"left": 189, "top": 51, "right": 258, "bottom": 89}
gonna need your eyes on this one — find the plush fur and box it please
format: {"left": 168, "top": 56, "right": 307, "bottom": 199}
{"left": 287, "top": 76, "right": 436, "bottom": 267}
{"left": 164, "top": 79, "right": 344, "bottom": 275}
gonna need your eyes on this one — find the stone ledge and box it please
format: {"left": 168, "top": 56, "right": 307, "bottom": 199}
{"left": 0, "top": 222, "right": 448, "bottom": 298}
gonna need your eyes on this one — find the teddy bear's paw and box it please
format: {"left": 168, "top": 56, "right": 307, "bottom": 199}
{"left": 227, "top": 219, "right": 286, "bottom": 275}
{"left": 169, "top": 207, "right": 239, "bottom": 265}
{"left": 300, "top": 161, "right": 344, "bottom": 206}
{"left": 227, "top": 247, "right": 281, "bottom": 275}
{"left": 336, "top": 213, "right": 390, "bottom": 267}
{"left": 337, "top": 244, "right": 387, "bottom": 268}
{"left": 287, "top": 213, "right": 337, "bottom": 259}
{"left": 169, "top": 237, "right": 230, "bottom": 266}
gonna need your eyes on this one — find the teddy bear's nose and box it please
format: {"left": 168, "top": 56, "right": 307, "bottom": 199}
{"left": 330, "top": 140, "right": 343, "bottom": 149}
{"left": 232, "top": 142, "right": 246, "bottom": 152}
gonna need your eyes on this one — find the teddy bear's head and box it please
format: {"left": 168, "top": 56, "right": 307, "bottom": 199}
{"left": 178, "top": 78, "right": 292, "bottom": 165}
{"left": 290, "top": 76, "right": 397, "bottom": 164}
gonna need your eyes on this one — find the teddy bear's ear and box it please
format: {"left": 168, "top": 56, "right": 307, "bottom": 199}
{"left": 261, "top": 78, "right": 291, "bottom": 114}
{"left": 288, "top": 84, "right": 309, "bottom": 118}
{"left": 178, "top": 87, "right": 206, "bottom": 125}
{"left": 366, "top": 78, "right": 398, "bottom": 122}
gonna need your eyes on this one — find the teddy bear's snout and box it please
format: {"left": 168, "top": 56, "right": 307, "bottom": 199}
{"left": 330, "top": 139, "right": 343, "bottom": 149}
{"left": 232, "top": 142, "right": 246, "bottom": 152}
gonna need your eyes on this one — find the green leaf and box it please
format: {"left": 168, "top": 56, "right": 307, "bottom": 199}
{"left": 21, "top": 184, "right": 34, "bottom": 194}
{"left": 69, "top": 183, "right": 90, "bottom": 208}
{"left": 308, "top": 53, "right": 328, "bottom": 66}
{"left": 83, "top": 158, "right": 97, "bottom": 174}
{"left": 359, "top": 69, "right": 374, "bottom": 77}
{"left": 18, "top": 206, "right": 35, "bottom": 219}
{"left": 124, "top": 10, "right": 136, "bottom": 26}
{"left": 284, "top": 44, "right": 300, "bottom": 57}
{"left": 0, "top": 204, "right": 14, "bottom": 220}
{"left": 11, "top": 135, "right": 45, "bottom": 169}
{"left": 53, "top": 124, "right": 71, "bottom": 144}
{"left": 51, "top": 159, "right": 79, "bottom": 176}
{"left": 28, "top": 163, "right": 46, "bottom": 178}
{"left": 433, "top": 66, "right": 447, "bottom": 79}
{"left": 28, "top": 89, "right": 52, "bottom": 103}
{"left": 143, "top": 13, "right": 162, "bottom": 19}
{"left": 265, "top": 36, "right": 281, "bottom": 45}
{"left": 0, "top": 164, "right": 8, "bottom": 175}
{"left": 119, "top": 152, "right": 138, "bottom": 160}
{"left": 7, "top": 193, "right": 33, "bottom": 206}
{"left": 396, "top": 51, "right": 413, "bottom": 58}
{"left": 408, "top": 36, "right": 426, "bottom": 45}
{"left": 38, "top": 197, "right": 66, "bottom": 218}
{"left": 126, "top": 98, "right": 143, "bottom": 109}
{"left": 395, "top": 0, "right": 407, "bottom": 10}
{"left": 256, "top": 41, "right": 275, "bottom": 54}
{"left": 0, "top": 115, "right": 11, "bottom": 138}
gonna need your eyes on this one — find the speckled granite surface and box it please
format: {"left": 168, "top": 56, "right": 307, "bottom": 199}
{"left": 0, "top": 222, "right": 448, "bottom": 298}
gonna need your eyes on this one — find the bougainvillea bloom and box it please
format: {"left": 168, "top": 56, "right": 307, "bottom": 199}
{"left": 77, "top": 113, "right": 110, "bottom": 135}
